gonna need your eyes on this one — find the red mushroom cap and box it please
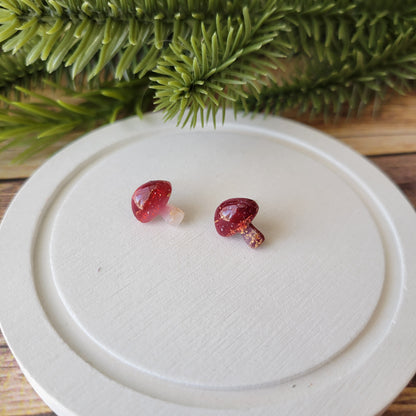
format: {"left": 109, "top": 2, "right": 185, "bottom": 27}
{"left": 131, "top": 180, "right": 171, "bottom": 223}
{"left": 214, "top": 198, "right": 259, "bottom": 236}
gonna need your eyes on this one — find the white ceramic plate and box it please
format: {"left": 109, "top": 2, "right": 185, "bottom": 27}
{"left": 1, "top": 114, "right": 416, "bottom": 416}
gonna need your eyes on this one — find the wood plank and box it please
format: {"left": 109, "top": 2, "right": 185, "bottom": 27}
{"left": 0, "top": 181, "right": 25, "bottom": 219}
{"left": 302, "top": 92, "right": 416, "bottom": 156}
{"left": 384, "top": 386, "right": 416, "bottom": 415}
{"left": 370, "top": 153, "right": 416, "bottom": 208}
{"left": 0, "top": 332, "right": 54, "bottom": 416}
{"left": 337, "top": 135, "right": 416, "bottom": 157}
{"left": 0, "top": 144, "right": 66, "bottom": 181}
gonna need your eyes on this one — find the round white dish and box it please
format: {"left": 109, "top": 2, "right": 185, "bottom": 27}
{"left": 1, "top": 113, "right": 415, "bottom": 416}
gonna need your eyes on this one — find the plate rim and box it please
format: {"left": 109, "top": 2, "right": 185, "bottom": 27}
{"left": 1, "top": 113, "right": 416, "bottom": 416}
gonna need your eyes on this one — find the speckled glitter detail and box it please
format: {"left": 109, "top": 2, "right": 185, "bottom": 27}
{"left": 131, "top": 180, "right": 172, "bottom": 223}
{"left": 242, "top": 224, "right": 265, "bottom": 249}
{"left": 214, "top": 198, "right": 264, "bottom": 248}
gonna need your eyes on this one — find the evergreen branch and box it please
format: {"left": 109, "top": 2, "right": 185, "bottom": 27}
{"left": 0, "top": 78, "right": 153, "bottom": 161}
{"left": 0, "top": 46, "right": 47, "bottom": 96}
{"left": 1, "top": 0, "right": 416, "bottom": 159}
{"left": 150, "top": 1, "right": 416, "bottom": 126}
{"left": 150, "top": 1, "right": 293, "bottom": 127}
{"left": 3, "top": 0, "right": 415, "bottom": 82}
{"left": 0, "top": 0, "right": 272, "bottom": 78}
{"left": 0, "top": 41, "right": 142, "bottom": 101}
{"left": 149, "top": 1, "right": 416, "bottom": 126}
{"left": 0, "top": 45, "right": 93, "bottom": 102}
{"left": 268, "top": 1, "right": 416, "bottom": 64}
{"left": 244, "top": 30, "right": 416, "bottom": 118}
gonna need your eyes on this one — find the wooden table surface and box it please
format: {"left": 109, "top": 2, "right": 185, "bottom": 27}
{"left": 1, "top": 97, "right": 416, "bottom": 415}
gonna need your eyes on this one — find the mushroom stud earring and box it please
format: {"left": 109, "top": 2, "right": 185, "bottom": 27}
{"left": 131, "top": 180, "right": 184, "bottom": 225}
{"left": 214, "top": 198, "right": 265, "bottom": 248}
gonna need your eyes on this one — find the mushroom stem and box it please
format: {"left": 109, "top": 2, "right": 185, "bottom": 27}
{"left": 160, "top": 204, "right": 185, "bottom": 226}
{"left": 241, "top": 224, "right": 265, "bottom": 249}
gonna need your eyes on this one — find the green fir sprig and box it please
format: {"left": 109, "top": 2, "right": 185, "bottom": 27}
{"left": 150, "top": 3, "right": 290, "bottom": 127}
{"left": 0, "top": 78, "right": 152, "bottom": 161}
{"left": 245, "top": 26, "right": 416, "bottom": 118}
{"left": 1, "top": 0, "right": 416, "bottom": 159}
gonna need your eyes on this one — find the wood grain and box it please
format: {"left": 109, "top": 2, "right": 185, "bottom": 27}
{"left": 0, "top": 181, "right": 25, "bottom": 219}
{"left": 371, "top": 154, "right": 416, "bottom": 209}
{"left": 0, "top": 144, "right": 66, "bottom": 181}
{"left": 0, "top": 331, "right": 54, "bottom": 416}
{"left": 302, "top": 93, "right": 416, "bottom": 156}
{"left": 384, "top": 382, "right": 416, "bottom": 416}
{"left": 0, "top": 113, "right": 416, "bottom": 415}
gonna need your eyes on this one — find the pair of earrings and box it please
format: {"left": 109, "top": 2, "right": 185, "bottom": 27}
{"left": 131, "top": 180, "right": 265, "bottom": 249}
